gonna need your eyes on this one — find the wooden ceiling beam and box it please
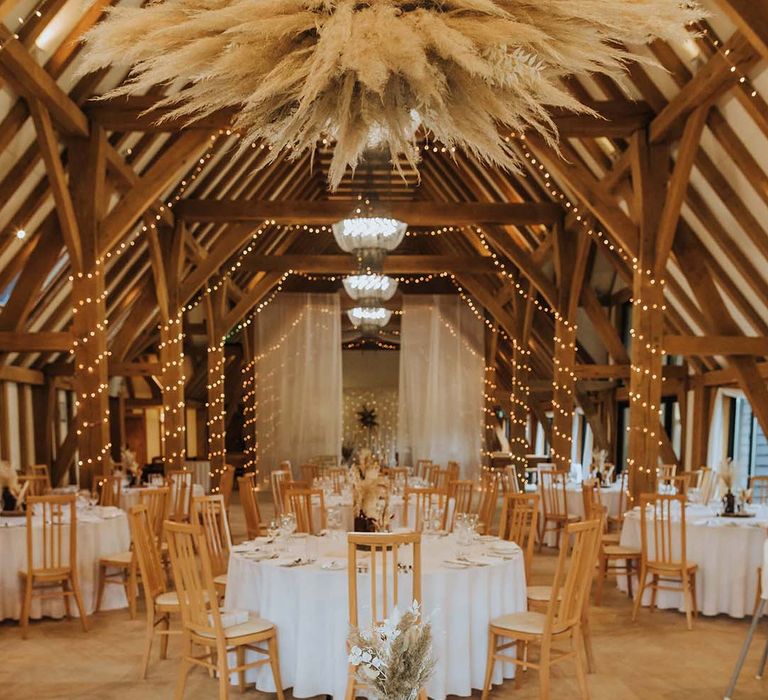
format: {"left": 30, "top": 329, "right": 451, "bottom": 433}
{"left": 663, "top": 335, "right": 768, "bottom": 357}
{"left": 238, "top": 254, "right": 496, "bottom": 274}
{"left": 87, "top": 96, "right": 652, "bottom": 138}
{"left": 714, "top": 0, "right": 768, "bottom": 63}
{"left": 177, "top": 199, "right": 563, "bottom": 226}
{"left": 0, "top": 332, "right": 72, "bottom": 352}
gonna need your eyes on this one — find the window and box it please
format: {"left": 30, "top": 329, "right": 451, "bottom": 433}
{"left": 727, "top": 397, "right": 768, "bottom": 478}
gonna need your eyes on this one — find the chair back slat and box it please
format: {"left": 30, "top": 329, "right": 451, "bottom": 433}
{"left": 139, "top": 486, "right": 170, "bottom": 542}
{"left": 415, "top": 459, "right": 432, "bottom": 480}
{"left": 639, "top": 493, "right": 688, "bottom": 568}
{"left": 475, "top": 472, "right": 499, "bottom": 533}
{"left": 403, "top": 487, "right": 446, "bottom": 531}
{"left": 285, "top": 486, "right": 325, "bottom": 534}
{"left": 347, "top": 532, "right": 421, "bottom": 627}
{"left": 499, "top": 493, "right": 539, "bottom": 579}
{"left": 26, "top": 494, "right": 76, "bottom": 573}
{"left": 192, "top": 494, "right": 232, "bottom": 577}
{"left": 539, "top": 470, "right": 568, "bottom": 519}
{"left": 97, "top": 475, "right": 122, "bottom": 508}
{"left": 546, "top": 519, "right": 601, "bottom": 635}
{"left": 165, "top": 521, "right": 219, "bottom": 639}
{"left": 129, "top": 504, "right": 167, "bottom": 601}
{"left": 167, "top": 470, "right": 193, "bottom": 521}
{"left": 271, "top": 469, "right": 293, "bottom": 515}
{"left": 239, "top": 474, "right": 263, "bottom": 538}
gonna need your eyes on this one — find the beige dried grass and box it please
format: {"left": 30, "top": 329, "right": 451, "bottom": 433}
{"left": 81, "top": 0, "right": 704, "bottom": 189}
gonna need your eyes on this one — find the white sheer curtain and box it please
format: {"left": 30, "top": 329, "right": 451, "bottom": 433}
{"left": 397, "top": 295, "right": 484, "bottom": 478}
{"left": 253, "top": 293, "right": 342, "bottom": 476}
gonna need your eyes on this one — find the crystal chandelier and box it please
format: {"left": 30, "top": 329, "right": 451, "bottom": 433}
{"left": 347, "top": 306, "right": 393, "bottom": 335}
{"left": 342, "top": 274, "right": 398, "bottom": 305}
{"left": 332, "top": 216, "right": 407, "bottom": 271}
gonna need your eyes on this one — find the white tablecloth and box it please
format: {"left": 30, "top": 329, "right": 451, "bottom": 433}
{"left": 121, "top": 483, "right": 204, "bottom": 512}
{"left": 225, "top": 534, "right": 526, "bottom": 700}
{"left": 619, "top": 503, "right": 768, "bottom": 618}
{"left": 0, "top": 507, "right": 131, "bottom": 621}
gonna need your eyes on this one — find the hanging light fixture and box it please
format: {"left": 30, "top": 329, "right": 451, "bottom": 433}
{"left": 332, "top": 210, "right": 407, "bottom": 272}
{"left": 347, "top": 306, "right": 392, "bottom": 335}
{"left": 342, "top": 274, "right": 398, "bottom": 304}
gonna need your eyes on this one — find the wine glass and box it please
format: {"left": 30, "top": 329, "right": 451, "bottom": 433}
{"left": 88, "top": 490, "right": 100, "bottom": 509}
{"left": 281, "top": 512, "right": 297, "bottom": 538}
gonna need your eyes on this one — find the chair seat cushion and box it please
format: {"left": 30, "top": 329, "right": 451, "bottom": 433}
{"left": 155, "top": 591, "right": 180, "bottom": 608}
{"left": 491, "top": 610, "right": 547, "bottom": 635}
{"left": 196, "top": 614, "right": 274, "bottom": 640}
{"left": 603, "top": 544, "right": 641, "bottom": 558}
{"left": 526, "top": 585, "right": 559, "bottom": 603}
{"left": 214, "top": 573, "right": 228, "bottom": 588}
{"left": 601, "top": 533, "right": 621, "bottom": 544}
{"left": 99, "top": 550, "right": 133, "bottom": 566}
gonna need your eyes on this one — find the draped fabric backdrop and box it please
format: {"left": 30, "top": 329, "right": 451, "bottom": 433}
{"left": 253, "top": 293, "right": 342, "bottom": 476}
{"left": 397, "top": 295, "right": 485, "bottom": 477}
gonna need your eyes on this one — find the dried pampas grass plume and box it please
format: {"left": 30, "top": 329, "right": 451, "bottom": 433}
{"left": 81, "top": 0, "right": 705, "bottom": 190}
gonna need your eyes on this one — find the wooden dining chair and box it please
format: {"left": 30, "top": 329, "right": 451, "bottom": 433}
{"left": 285, "top": 486, "right": 326, "bottom": 534}
{"left": 388, "top": 466, "right": 409, "bottom": 490}
{"left": 346, "top": 531, "right": 424, "bottom": 700}
{"left": 694, "top": 466, "right": 716, "bottom": 505}
{"left": 475, "top": 472, "right": 500, "bottom": 535}
{"left": 581, "top": 479, "right": 618, "bottom": 544}
{"left": 139, "top": 486, "right": 171, "bottom": 544}
{"left": 129, "top": 504, "right": 180, "bottom": 678}
{"left": 270, "top": 469, "right": 293, "bottom": 515}
{"left": 27, "top": 464, "right": 52, "bottom": 491}
{"left": 749, "top": 475, "right": 768, "bottom": 505}
{"left": 18, "top": 474, "right": 50, "bottom": 497}
{"left": 588, "top": 502, "right": 640, "bottom": 606}
{"left": 165, "top": 520, "right": 285, "bottom": 700}
{"left": 498, "top": 493, "right": 539, "bottom": 581}
{"left": 539, "top": 470, "right": 578, "bottom": 550}
{"left": 446, "top": 480, "right": 475, "bottom": 531}
{"left": 328, "top": 467, "right": 348, "bottom": 495}
{"left": 167, "top": 470, "right": 194, "bottom": 522}
{"left": 672, "top": 473, "right": 692, "bottom": 499}
{"left": 431, "top": 468, "right": 451, "bottom": 493}
{"left": 503, "top": 465, "right": 522, "bottom": 495}
{"left": 300, "top": 463, "right": 321, "bottom": 484}
{"left": 19, "top": 494, "right": 88, "bottom": 638}
{"left": 192, "top": 494, "right": 232, "bottom": 595}
{"left": 608, "top": 470, "right": 630, "bottom": 533}
{"left": 238, "top": 475, "right": 266, "bottom": 538}
{"left": 657, "top": 463, "right": 678, "bottom": 491}
{"left": 632, "top": 493, "right": 699, "bottom": 630}
{"left": 97, "top": 474, "right": 122, "bottom": 508}
{"left": 403, "top": 486, "right": 446, "bottom": 531}
{"left": 482, "top": 519, "right": 602, "bottom": 700}
{"left": 415, "top": 459, "right": 433, "bottom": 479}
{"left": 422, "top": 463, "right": 438, "bottom": 486}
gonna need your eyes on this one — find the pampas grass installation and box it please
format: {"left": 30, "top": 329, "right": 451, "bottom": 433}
{"left": 82, "top": 0, "right": 704, "bottom": 189}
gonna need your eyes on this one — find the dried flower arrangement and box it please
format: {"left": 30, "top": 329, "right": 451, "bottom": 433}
{"left": 0, "top": 461, "right": 19, "bottom": 493}
{"left": 348, "top": 601, "right": 435, "bottom": 700}
{"left": 81, "top": 0, "right": 704, "bottom": 189}
{"left": 351, "top": 464, "right": 391, "bottom": 531}
{"left": 718, "top": 458, "right": 737, "bottom": 493}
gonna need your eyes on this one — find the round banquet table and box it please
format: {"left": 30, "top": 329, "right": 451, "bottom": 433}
{"left": 618, "top": 503, "right": 767, "bottom": 618}
{"left": 0, "top": 506, "right": 131, "bottom": 621}
{"left": 225, "top": 533, "right": 526, "bottom": 700}
{"left": 121, "top": 483, "right": 205, "bottom": 511}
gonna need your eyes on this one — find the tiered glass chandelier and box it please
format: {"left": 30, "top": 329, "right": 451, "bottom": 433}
{"left": 336, "top": 199, "right": 406, "bottom": 337}
{"left": 347, "top": 306, "right": 393, "bottom": 333}
{"left": 332, "top": 216, "right": 407, "bottom": 272}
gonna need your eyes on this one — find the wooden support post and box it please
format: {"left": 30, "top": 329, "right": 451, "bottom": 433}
{"left": 158, "top": 312, "right": 186, "bottom": 471}
{"left": 205, "top": 290, "right": 227, "bottom": 491}
{"left": 241, "top": 331, "right": 258, "bottom": 480}
{"left": 69, "top": 126, "right": 110, "bottom": 490}
{"left": 509, "top": 338, "right": 532, "bottom": 471}
{"left": 627, "top": 131, "right": 668, "bottom": 501}
{"left": 690, "top": 383, "right": 713, "bottom": 470}
{"left": 484, "top": 324, "right": 500, "bottom": 464}
{"left": 71, "top": 270, "right": 110, "bottom": 490}
{"left": 551, "top": 318, "right": 577, "bottom": 471}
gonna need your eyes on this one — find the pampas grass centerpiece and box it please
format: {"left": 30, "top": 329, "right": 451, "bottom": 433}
{"left": 82, "top": 0, "right": 704, "bottom": 189}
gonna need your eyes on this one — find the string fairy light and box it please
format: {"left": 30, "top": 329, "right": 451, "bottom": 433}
{"left": 206, "top": 340, "right": 227, "bottom": 492}
{"left": 157, "top": 311, "right": 187, "bottom": 467}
